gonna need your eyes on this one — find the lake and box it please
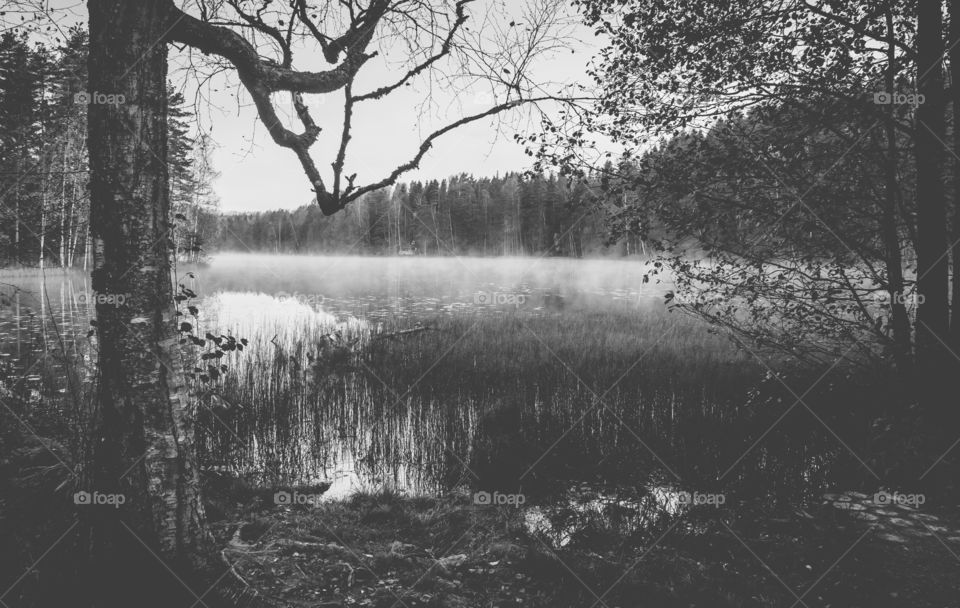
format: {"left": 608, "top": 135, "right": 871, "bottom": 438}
{"left": 0, "top": 253, "right": 863, "bottom": 545}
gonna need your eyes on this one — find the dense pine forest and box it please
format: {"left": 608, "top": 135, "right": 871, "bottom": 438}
{"left": 213, "top": 173, "right": 641, "bottom": 257}
{"left": 0, "top": 29, "right": 218, "bottom": 268}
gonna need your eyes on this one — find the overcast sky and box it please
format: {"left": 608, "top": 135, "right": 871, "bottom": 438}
{"left": 18, "top": 0, "right": 599, "bottom": 213}
{"left": 165, "top": 0, "right": 599, "bottom": 213}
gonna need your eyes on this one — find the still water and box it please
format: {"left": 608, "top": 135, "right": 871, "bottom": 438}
{"left": 0, "top": 254, "right": 856, "bottom": 545}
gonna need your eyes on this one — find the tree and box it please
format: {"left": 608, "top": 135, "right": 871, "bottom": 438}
{"left": 544, "top": 0, "right": 958, "bottom": 473}
{"left": 83, "top": 1, "right": 234, "bottom": 603}
{"left": 45, "top": 29, "right": 92, "bottom": 269}
{"left": 603, "top": 103, "right": 911, "bottom": 366}
{"left": 75, "top": 0, "right": 580, "bottom": 603}
{"left": 0, "top": 31, "right": 43, "bottom": 265}
{"left": 914, "top": 0, "right": 953, "bottom": 452}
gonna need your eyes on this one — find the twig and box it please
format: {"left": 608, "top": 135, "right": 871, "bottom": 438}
{"left": 221, "top": 548, "right": 253, "bottom": 588}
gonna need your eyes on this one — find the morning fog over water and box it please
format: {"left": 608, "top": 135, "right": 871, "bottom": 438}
{"left": 1, "top": 254, "right": 853, "bottom": 518}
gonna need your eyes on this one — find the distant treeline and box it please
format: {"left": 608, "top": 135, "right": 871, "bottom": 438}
{"left": 213, "top": 173, "right": 647, "bottom": 257}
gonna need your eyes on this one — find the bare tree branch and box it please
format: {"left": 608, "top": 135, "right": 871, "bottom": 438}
{"left": 162, "top": 0, "right": 581, "bottom": 215}
{"left": 354, "top": 0, "right": 472, "bottom": 102}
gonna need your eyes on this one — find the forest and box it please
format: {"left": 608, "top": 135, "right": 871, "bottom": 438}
{"left": 0, "top": 29, "right": 218, "bottom": 268}
{"left": 214, "top": 173, "right": 630, "bottom": 257}
{"left": 3, "top": 1, "right": 960, "bottom": 607}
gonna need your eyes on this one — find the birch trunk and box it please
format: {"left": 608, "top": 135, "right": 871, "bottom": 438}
{"left": 86, "top": 1, "right": 210, "bottom": 602}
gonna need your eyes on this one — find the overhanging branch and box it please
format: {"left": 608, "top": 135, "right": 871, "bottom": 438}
{"left": 162, "top": 0, "right": 580, "bottom": 216}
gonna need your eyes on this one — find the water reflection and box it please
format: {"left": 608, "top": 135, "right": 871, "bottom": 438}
{"left": 0, "top": 272, "right": 93, "bottom": 410}
{"left": 200, "top": 292, "right": 369, "bottom": 342}
{"left": 184, "top": 253, "right": 674, "bottom": 321}
{"left": 0, "top": 256, "right": 857, "bottom": 538}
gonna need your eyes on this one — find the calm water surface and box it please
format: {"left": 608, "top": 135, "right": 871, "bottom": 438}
{"left": 0, "top": 254, "right": 856, "bottom": 546}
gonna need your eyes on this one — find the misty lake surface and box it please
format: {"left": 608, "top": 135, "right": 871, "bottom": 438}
{"left": 0, "top": 254, "right": 857, "bottom": 544}
{"left": 192, "top": 252, "right": 668, "bottom": 316}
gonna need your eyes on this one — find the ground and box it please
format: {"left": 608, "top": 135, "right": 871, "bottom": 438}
{"left": 204, "top": 481, "right": 960, "bottom": 608}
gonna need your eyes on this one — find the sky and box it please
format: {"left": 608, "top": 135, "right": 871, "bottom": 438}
{"left": 164, "top": 0, "right": 600, "bottom": 213}
{"left": 11, "top": 0, "right": 600, "bottom": 213}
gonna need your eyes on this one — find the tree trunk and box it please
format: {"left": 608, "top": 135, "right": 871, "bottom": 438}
{"left": 914, "top": 0, "right": 954, "bottom": 463}
{"left": 951, "top": 0, "right": 960, "bottom": 358}
{"left": 86, "top": 1, "right": 210, "bottom": 603}
{"left": 40, "top": 156, "right": 46, "bottom": 269}
{"left": 70, "top": 169, "right": 81, "bottom": 268}
{"left": 881, "top": 9, "right": 913, "bottom": 382}
{"left": 14, "top": 173, "right": 20, "bottom": 265}
{"left": 61, "top": 144, "right": 69, "bottom": 268}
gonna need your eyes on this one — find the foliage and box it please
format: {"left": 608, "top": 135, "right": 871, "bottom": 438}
{"left": 534, "top": 0, "right": 932, "bottom": 376}
{"left": 603, "top": 100, "right": 916, "bottom": 369}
